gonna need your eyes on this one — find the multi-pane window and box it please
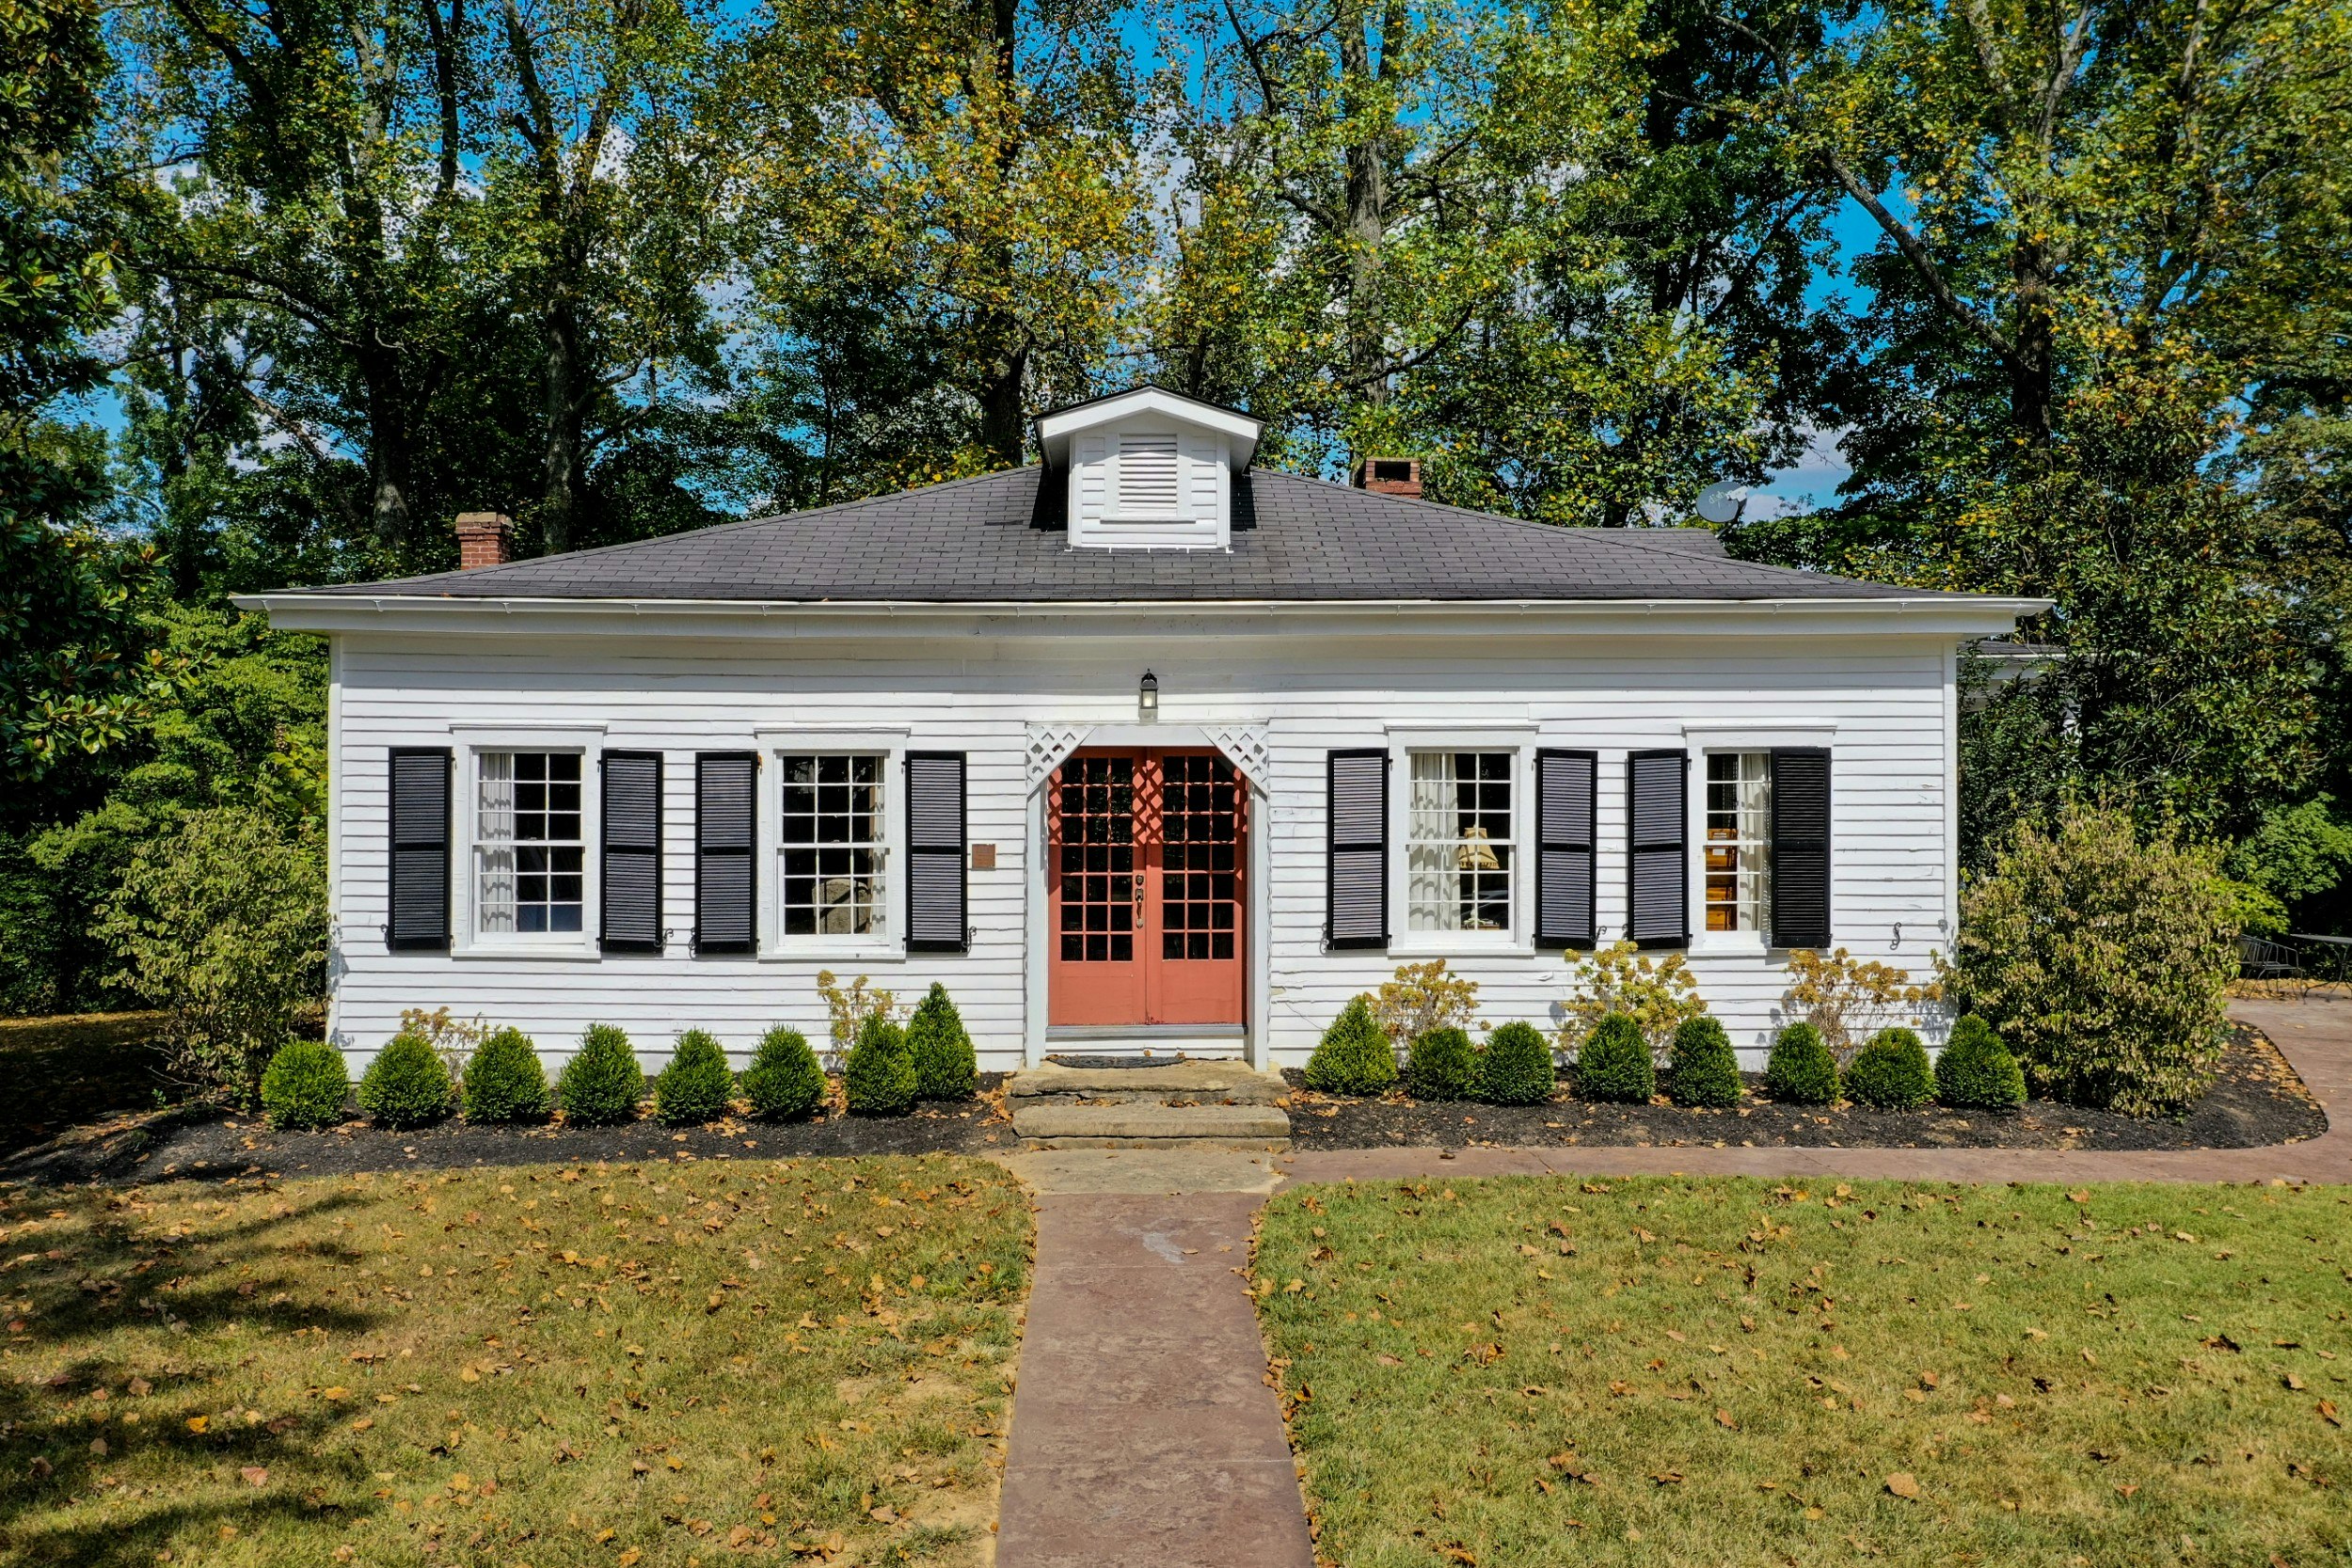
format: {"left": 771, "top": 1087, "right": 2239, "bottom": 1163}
{"left": 1161, "top": 752, "right": 1241, "bottom": 960}
{"left": 1705, "top": 752, "right": 1772, "bottom": 934}
{"left": 1405, "top": 751, "right": 1514, "bottom": 932}
{"left": 779, "top": 754, "right": 888, "bottom": 938}
{"left": 476, "top": 752, "right": 583, "bottom": 936}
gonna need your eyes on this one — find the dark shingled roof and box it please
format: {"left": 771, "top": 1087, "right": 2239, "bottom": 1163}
{"left": 308, "top": 467, "right": 1935, "bottom": 603}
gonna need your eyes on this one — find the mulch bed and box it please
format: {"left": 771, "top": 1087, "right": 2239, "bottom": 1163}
{"left": 1, "top": 1075, "right": 1014, "bottom": 1187}
{"left": 1281, "top": 1023, "right": 2328, "bottom": 1152}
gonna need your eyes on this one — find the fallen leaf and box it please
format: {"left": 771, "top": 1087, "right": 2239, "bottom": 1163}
{"left": 2320, "top": 1400, "right": 2342, "bottom": 1428}
{"left": 186, "top": 1416, "right": 209, "bottom": 1434}
{"left": 1715, "top": 1408, "right": 1739, "bottom": 1430}
{"left": 240, "top": 1466, "right": 269, "bottom": 1488}
{"left": 1885, "top": 1472, "right": 1921, "bottom": 1499}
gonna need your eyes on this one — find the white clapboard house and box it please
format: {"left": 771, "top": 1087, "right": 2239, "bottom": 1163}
{"left": 246, "top": 387, "right": 2041, "bottom": 1072}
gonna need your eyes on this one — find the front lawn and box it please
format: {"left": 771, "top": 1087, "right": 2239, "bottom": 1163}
{"left": 0, "top": 1155, "right": 1031, "bottom": 1567}
{"left": 1254, "top": 1175, "right": 2351, "bottom": 1567}
{"left": 0, "top": 1013, "right": 173, "bottom": 1155}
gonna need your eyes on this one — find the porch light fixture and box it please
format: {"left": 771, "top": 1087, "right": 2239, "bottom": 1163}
{"left": 1138, "top": 670, "right": 1159, "bottom": 722}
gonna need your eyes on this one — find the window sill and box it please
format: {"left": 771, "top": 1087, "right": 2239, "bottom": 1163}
{"left": 453, "top": 942, "right": 598, "bottom": 962}
{"left": 758, "top": 943, "right": 905, "bottom": 964}
{"left": 1386, "top": 935, "right": 1534, "bottom": 960}
{"left": 1685, "top": 932, "right": 1770, "bottom": 958}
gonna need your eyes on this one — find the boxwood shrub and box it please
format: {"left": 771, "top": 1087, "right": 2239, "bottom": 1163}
{"left": 260, "top": 1038, "right": 348, "bottom": 1131}
{"left": 1847, "top": 1026, "right": 1933, "bottom": 1110}
{"left": 844, "top": 1013, "right": 917, "bottom": 1116}
{"left": 558, "top": 1024, "right": 645, "bottom": 1126}
{"left": 1935, "top": 1013, "right": 2027, "bottom": 1111}
{"left": 906, "top": 983, "right": 978, "bottom": 1101}
{"left": 461, "top": 1027, "right": 549, "bottom": 1123}
{"left": 1479, "top": 1021, "right": 1555, "bottom": 1104}
{"left": 1764, "top": 1022, "right": 1839, "bottom": 1105}
{"left": 741, "top": 1025, "right": 825, "bottom": 1119}
{"left": 1406, "top": 1025, "right": 1478, "bottom": 1101}
{"left": 358, "top": 1030, "right": 453, "bottom": 1129}
{"left": 1304, "top": 997, "right": 1397, "bottom": 1096}
{"left": 654, "top": 1030, "right": 736, "bottom": 1126}
{"left": 1574, "top": 1012, "right": 1654, "bottom": 1102}
{"left": 1667, "top": 1016, "right": 1742, "bottom": 1108}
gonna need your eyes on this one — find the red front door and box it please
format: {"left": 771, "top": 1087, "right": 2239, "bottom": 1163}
{"left": 1048, "top": 750, "right": 1246, "bottom": 1027}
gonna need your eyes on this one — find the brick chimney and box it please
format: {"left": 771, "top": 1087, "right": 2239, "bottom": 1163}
{"left": 453, "top": 512, "right": 514, "bottom": 570}
{"left": 1354, "top": 457, "right": 1422, "bottom": 499}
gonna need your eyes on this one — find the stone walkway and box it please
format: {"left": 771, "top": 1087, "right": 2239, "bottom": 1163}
{"left": 991, "top": 998, "right": 2350, "bottom": 1567}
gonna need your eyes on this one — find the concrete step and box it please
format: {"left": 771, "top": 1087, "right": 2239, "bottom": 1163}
{"left": 1008, "top": 1060, "right": 1289, "bottom": 1104}
{"left": 1010, "top": 1101, "right": 1291, "bottom": 1143}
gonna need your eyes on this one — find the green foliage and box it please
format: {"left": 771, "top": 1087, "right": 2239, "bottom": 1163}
{"left": 93, "top": 805, "right": 324, "bottom": 1104}
{"left": 2227, "top": 798, "right": 2352, "bottom": 918}
{"left": 1845, "top": 1028, "right": 1933, "bottom": 1112}
{"left": 1935, "top": 1014, "right": 2026, "bottom": 1112}
{"left": 557, "top": 1024, "right": 645, "bottom": 1126}
{"left": 1478, "top": 1021, "right": 1554, "bottom": 1106}
{"left": 1304, "top": 996, "right": 1399, "bottom": 1097}
{"left": 1666, "top": 1016, "right": 1741, "bottom": 1108}
{"left": 1406, "top": 1026, "right": 1478, "bottom": 1101}
{"left": 1573, "top": 1012, "right": 1655, "bottom": 1103}
{"left": 1945, "top": 802, "right": 2234, "bottom": 1116}
{"left": 357, "top": 1030, "right": 454, "bottom": 1128}
{"left": 1764, "top": 1022, "right": 1840, "bottom": 1106}
{"left": 654, "top": 1030, "right": 736, "bottom": 1127}
{"left": 740, "top": 1025, "right": 825, "bottom": 1119}
{"left": 1368, "top": 959, "right": 1481, "bottom": 1046}
{"left": 843, "top": 1013, "right": 915, "bottom": 1117}
{"left": 259, "top": 1037, "right": 347, "bottom": 1131}
{"left": 1560, "top": 942, "right": 1707, "bottom": 1062}
{"left": 461, "top": 1027, "right": 549, "bottom": 1124}
{"left": 904, "top": 983, "right": 977, "bottom": 1101}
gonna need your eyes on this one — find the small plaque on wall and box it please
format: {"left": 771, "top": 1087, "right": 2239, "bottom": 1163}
{"left": 970, "top": 844, "right": 996, "bottom": 871}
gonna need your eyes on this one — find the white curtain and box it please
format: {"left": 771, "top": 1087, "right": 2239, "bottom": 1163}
{"left": 1406, "top": 752, "right": 1455, "bottom": 931}
{"left": 1736, "top": 757, "right": 1772, "bottom": 927}
{"left": 476, "top": 752, "right": 516, "bottom": 934}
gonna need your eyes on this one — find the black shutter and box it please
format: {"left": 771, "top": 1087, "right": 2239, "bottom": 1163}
{"left": 600, "top": 752, "right": 663, "bottom": 953}
{"left": 1626, "top": 749, "right": 1689, "bottom": 947}
{"left": 1535, "top": 749, "right": 1597, "bottom": 948}
{"left": 694, "top": 752, "right": 756, "bottom": 955}
{"left": 388, "top": 748, "right": 453, "bottom": 950}
{"left": 1771, "top": 747, "right": 1833, "bottom": 949}
{"left": 1327, "top": 749, "right": 1388, "bottom": 949}
{"left": 905, "top": 752, "right": 968, "bottom": 953}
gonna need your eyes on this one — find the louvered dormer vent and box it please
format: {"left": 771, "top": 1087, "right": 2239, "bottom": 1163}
{"left": 1034, "top": 386, "right": 1264, "bottom": 551}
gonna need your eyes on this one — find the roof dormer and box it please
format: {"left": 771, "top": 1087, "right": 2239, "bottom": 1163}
{"left": 1036, "top": 386, "right": 1263, "bottom": 550}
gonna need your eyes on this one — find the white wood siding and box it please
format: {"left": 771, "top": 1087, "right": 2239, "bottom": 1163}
{"left": 327, "top": 626, "right": 1956, "bottom": 1070}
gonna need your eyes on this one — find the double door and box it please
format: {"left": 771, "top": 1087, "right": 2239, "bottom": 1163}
{"left": 1047, "top": 750, "right": 1245, "bottom": 1026}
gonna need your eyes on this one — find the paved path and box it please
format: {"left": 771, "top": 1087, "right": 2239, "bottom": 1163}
{"left": 1278, "top": 997, "right": 2352, "bottom": 1188}
{"left": 991, "top": 999, "right": 2350, "bottom": 1566}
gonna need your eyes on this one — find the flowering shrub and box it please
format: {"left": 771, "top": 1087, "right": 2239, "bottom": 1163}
{"left": 1559, "top": 941, "right": 1706, "bottom": 1062}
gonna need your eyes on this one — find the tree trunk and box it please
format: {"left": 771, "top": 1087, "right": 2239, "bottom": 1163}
{"left": 1337, "top": 2, "right": 1389, "bottom": 408}
{"left": 540, "top": 297, "right": 582, "bottom": 554}
{"left": 977, "top": 344, "right": 1028, "bottom": 468}
{"left": 357, "top": 343, "right": 415, "bottom": 549}
{"left": 2010, "top": 236, "right": 2056, "bottom": 443}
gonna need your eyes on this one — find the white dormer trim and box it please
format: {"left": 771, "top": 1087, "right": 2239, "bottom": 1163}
{"left": 1037, "top": 387, "right": 1263, "bottom": 552}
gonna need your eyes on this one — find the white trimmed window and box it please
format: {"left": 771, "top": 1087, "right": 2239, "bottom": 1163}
{"left": 1405, "top": 750, "right": 1514, "bottom": 932}
{"left": 475, "top": 751, "right": 584, "bottom": 937}
{"left": 779, "top": 753, "right": 889, "bottom": 938}
{"left": 1704, "top": 751, "right": 1772, "bottom": 934}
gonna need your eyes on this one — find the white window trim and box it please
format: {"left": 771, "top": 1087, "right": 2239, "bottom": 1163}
{"left": 452, "top": 733, "right": 603, "bottom": 960}
{"left": 1383, "top": 731, "right": 1534, "bottom": 957}
{"left": 755, "top": 728, "right": 910, "bottom": 962}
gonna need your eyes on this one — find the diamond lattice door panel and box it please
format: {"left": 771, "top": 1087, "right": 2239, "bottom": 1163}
{"left": 1047, "top": 751, "right": 1245, "bottom": 1027}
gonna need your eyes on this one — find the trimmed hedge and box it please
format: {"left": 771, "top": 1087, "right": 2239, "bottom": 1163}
{"left": 558, "top": 1024, "right": 645, "bottom": 1126}
{"left": 741, "top": 1025, "right": 825, "bottom": 1119}
{"left": 1304, "top": 997, "right": 1398, "bottom": 1096}
{"left": 1406, "top": 1025, "right": 1478, "bottom": 1101}
{"left": 1575, "top": 1012, "right": 1654, "bottom": 1103}
{"left": 844, "top": 1013, "right": 917, "bottom": 1116}
{"left": 358, "top": 1030, "right": 453, "bottom": 1129}
{"left": 260, "top": 1038, "right": 348, "bottom": 1131}
{"left": 1480, "top": 1021, "right": 1555, "bottom": 1105}
{"left": 461, "top": 1028, "right": 549, "bottom": 1124}
{"left": 1667, "top": 1016, "right": 1742, "bottom": 1108}
{"left": 1764, "top": 1022, "right": 1840, "bottom": 1105}
{"left": 654, "top": 1030, "right": 736, "bottom": 1126}
{"left": 906, "top": 984, "right": 978, "bottom": 1101}
{"left": 1936, "top": 1013, "right": 2027, "bottom": 1111}
{"left": 1847, "top": 1026, "right": 1933, "bottom": 1110}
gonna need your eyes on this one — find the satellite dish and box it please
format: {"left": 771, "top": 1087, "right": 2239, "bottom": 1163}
{"left": 1693, "top": 483, "right": 1749, "bottom": 525}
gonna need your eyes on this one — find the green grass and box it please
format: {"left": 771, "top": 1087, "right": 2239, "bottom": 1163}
{"left": 0, "top": 1155, "right": 1031, "bottom": 1566}
{"left": 1253, "top": 1175, "right": 2352, "bottom": 1567}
